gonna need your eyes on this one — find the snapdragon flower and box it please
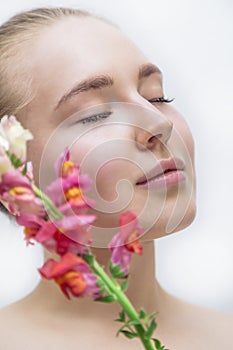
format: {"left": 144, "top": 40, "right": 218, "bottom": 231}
{"left": 108, "top": 211, "right": 143, "bottom": 277}
{"left": 39, "top": 252, "right": 101, "bottom": 299}
{"left": 0, "top": 116, "right": 166, "bottom": 350}
{"left": 0, "top": 115, "right": 33, "bottom": 162}
{"left": 0, "top": 148, "right": 14, "bottom": 182}
{"left": 45, "top": 149, "right": 95, "bottom": 216}
{"left": 0, "top": 170, "right": 45, "bottom": 216}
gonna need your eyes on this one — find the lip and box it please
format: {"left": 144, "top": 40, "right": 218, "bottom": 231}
{"left": 136, "top": 157, "right": 186, "bottom": 188}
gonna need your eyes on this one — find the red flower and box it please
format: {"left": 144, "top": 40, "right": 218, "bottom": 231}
{"left": 108, "top": 211, "right": 143, "bottom": 277}
{"left": 39, "top": 252, "right": 100, "bottom": 299}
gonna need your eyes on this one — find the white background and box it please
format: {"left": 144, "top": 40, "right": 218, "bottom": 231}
{"left": 0, "top": 0, "right": 232, "bottom": 313}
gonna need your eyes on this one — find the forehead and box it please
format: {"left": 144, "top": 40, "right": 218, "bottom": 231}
{"left": 33, "top": 16, "right": 146, "bottom": 61}
{"left": 30, "top": 17, "right": 148, "bottom": 92}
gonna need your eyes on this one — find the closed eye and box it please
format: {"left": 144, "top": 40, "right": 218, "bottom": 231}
{"left": 148, "top": 97, "right": 174, "bottom": 103}
{"left": 79, "top": 111, "right": 112, "bottom": 124}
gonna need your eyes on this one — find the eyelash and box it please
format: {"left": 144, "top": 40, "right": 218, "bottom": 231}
{"left": 79, "top": 97, "right": 174, "bottom": 124}
{"left": 148, "top": 97, "right": 174, "bottom": 103}
{"left": 80, "top": 112, "right": 112, "bottom": 124}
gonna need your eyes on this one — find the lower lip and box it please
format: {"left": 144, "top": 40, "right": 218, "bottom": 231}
{"left": 136, "top": 170, "right": 186, "bottom": 189}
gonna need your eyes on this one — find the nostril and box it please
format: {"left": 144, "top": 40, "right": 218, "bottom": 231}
{"left": 148, "top": 134, "right": 162, "bottom": 143}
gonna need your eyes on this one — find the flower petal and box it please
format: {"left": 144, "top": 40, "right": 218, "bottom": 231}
{"left": 58, "top": 215, "right": 96, "bottom": 230}
{"left": 54, "top": 147, "right": 70, "bottom": 177}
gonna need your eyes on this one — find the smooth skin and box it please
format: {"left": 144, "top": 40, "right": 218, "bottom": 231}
{"left": 0, "top": 17, "right": 232, "bottom": 350}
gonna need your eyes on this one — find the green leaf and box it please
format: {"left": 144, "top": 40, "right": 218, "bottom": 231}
{"left": 145, "top": 319, "right": 157, "bottom": 339}
{"left": 109, "top": 261, "right": 125, "bottom": 279}
{"left": 10, "top": 153, "right": 15, "bottom": 163}
{"left": 115, "top": 271, "right": 126, "bottom": 278}
{"left": 148, "top": 311, "right": 159, "bottom": 321}
{"left": 153, "top": 338, "right": 166, "bottom": 350}
{"left": 21, "top": 163, "right": 27, "bottom": 176}
{"left": 118, "top": 310, "right": 125, "bottom": 322}
{"left": 109, "top": 261, "right": 121, "bottom": 274}
{"left": 115, "top": 318, "right": 142, "bottom": 328}
{"left": 120, "top": 279, "right": 128, "bottom": 292}
{"left": 120, "top": 330, "right": 138, "bottom": 339}
{"left": 125, "top": 319, "right": 142, "bottom": 326}
{"left": 153, "top": 338, "right": 162, "bottom": 349}
{"left": 152, "top": 338, "right": 170, "bottom": 350}
{"left": 14, "top": 158, "right": 21, "bottom": 168}
{"left": 139, "top": 308, "right": 147, "bottom": 319}
{"left": 115, "top": 310, "right": 126, "bottom": 323}
{"left": 83, "top": 253, "right": 94, "bottom": 266}
{"left": 10, "top": 154, "right": 21, "bottom": 168}
{"left": 95, "top": 295, "right": 116, "bottom": 303}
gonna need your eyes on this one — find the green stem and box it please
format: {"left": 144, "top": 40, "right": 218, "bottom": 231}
{"left": 92, "top": 259, "right": 155, "bottom": 350}
{"left": 30, "top": 185, "right": 155, "bottom": 349}
{"left": 32, "top": 184, "right": 63, "bottom": 220}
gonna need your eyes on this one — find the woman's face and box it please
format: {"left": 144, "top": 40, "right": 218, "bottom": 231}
{"left": 19, "top": 17, "right": 196, "bottom": 246}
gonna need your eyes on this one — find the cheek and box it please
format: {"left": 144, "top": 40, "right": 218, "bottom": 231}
{"left": 170, "top": 109, "right": 195, "bottom": 162}
{"left": 95, "top": 159, "right": 135, "bottom": 211}
{"left": 69, "top": 129, "right": 136, "bottom": 210}
{"left": 179, "top": 121, "right": 195, "bottom": 161}
{"left": 27, "top": 130, "right": 54, "bottom": 186}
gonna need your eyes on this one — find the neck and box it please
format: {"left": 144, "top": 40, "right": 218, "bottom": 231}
{"left": 26, "top": 240, "right": 169, "bottom": 321}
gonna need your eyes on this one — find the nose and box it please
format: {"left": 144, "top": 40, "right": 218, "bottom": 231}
{"left": 135, "top": 114, "right": 173, "bottom": 151}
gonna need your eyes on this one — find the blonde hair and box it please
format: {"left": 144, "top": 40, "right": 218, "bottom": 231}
{"left": 0, "top": 7, "right": 114, "bottom": 119}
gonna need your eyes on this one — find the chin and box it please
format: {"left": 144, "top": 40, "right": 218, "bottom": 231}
{"left": 140, "top": 196, "right": 197, "bottom": 241}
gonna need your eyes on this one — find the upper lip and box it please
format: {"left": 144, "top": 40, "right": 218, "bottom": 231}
{"left": 136, "top": 157, "right": 185, "bottom": 185}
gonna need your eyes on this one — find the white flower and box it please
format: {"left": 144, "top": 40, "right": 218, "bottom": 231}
{"left": 0, "top": 148, "right": 14, "bottom": 181}
{"left": 0, "top": 134, "right": 9, "bottom": 151}
{"left": 0, "top": 115, "right": 33, "bottom": 162}
{"left": 0, "top": 118, "right": 9, "bottom": 151}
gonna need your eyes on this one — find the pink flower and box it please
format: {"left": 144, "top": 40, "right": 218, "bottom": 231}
{"left": 45, "top": 176, "right": 93, "bottom": 211}
{"left": 108, "top": 211, "right": 143, "bottom": 277}
{"left": 38, "top": 217, "right": 94, "bottom": 256}
{"left": 16, "top": 213, "right": 46, "bottom": 245}
{"left": 45, "top": 150, "right": 94, "bottom": 215}
{"left": 39, "top": 252, "right": 100, "bottom": 299}
{"left": 0, "top": 170, "right": 45, "bottom": 216}
{"left": 54, "top": 147, "right": 80, "bottom": 178}
{"left": 0, "top": 115, "right": 33, "bottom": 162}
{"left": 16, "top": 210, "right": 95, "bottom": 255}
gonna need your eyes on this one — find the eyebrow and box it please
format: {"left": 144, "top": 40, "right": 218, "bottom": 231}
{"left": 54, "top": 62, "right": 162, "bottom": 111}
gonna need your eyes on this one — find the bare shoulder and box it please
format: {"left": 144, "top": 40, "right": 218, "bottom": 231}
{"left": 193, "top": 303, "right": 233, "bottom": 349}
{"left": 1, "top": 295, "right": 233, "bottom": 350}
{"left": 200, "top": 303, "right": 233, "bottom": 338}
{"left": 184, "top": 298, "right": 233, "bottom": 331}
{"left": 0, "top": 302, "right": 29, "bottom": 349}
{"left": 168, "top": 295, "right": 233, "bottom": 349}
{"left": 0, "top": 300, "right": 54, "bottom": 350}
{"left": 155, "top": 289, "right": 233, "bottom": 350}
{"left": 0, "top": 301, "right": 140, "bottom": 350}
{"left": 0, "top": 301, "right": 23, "bottom": 326}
